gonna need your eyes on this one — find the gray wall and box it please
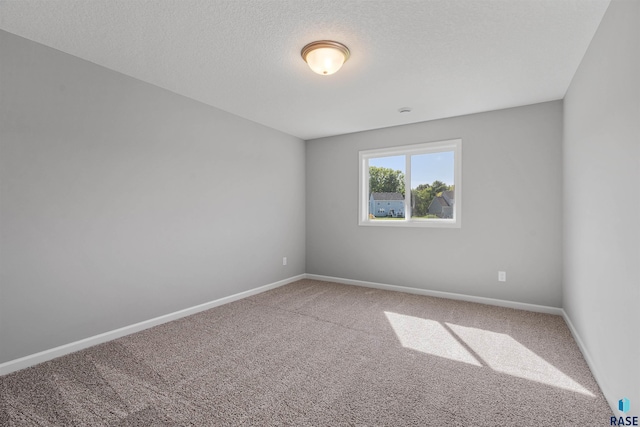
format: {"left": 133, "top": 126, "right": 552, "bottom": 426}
{"left": 306, "top": 101, "right": 563, "bottom": 307}
{"left": 0, "top": 30, "right": 306, "bottom": 363}
{"left": 563, "top": 0, "right": 639, "bottom": 415}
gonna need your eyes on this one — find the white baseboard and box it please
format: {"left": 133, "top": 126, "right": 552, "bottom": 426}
{"left": 3, "top": 271, "right": 611, "bottom": 413}
{"left": 0, "top": 274, "right": 305, "bottom": 376}
{"left": 2, "top": 272, "right": 616, "bottom": 415}
{"left": 305, "top": 274, "right": 564, "bottom": 315}
{"left": 561, "top": 309, "right": 617, "bottom": 415}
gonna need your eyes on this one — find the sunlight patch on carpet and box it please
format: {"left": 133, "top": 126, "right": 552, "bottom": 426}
{"left": 384, "top": 311, "right": 482, "bottom": 366}
{"left": 445, "top": 323, "right": 595, "bottom": 397}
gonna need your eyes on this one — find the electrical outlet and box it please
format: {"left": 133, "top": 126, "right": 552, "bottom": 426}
{"left": 498, "top": 271, "right": 506, "bottom": 282}
{"left": 283, "top": 257, "right": 287, "bottom": 266}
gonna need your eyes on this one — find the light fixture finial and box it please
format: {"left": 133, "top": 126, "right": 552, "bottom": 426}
{"left": 301, "top": 40, "right": 350, "bottom": 76}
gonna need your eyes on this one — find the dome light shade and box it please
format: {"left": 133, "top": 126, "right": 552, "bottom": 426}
{"left": 301, "top": 40, "right": 350, "bottom": 75}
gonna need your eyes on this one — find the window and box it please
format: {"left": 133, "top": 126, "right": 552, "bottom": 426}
{"left": 359, "top": 138, "right": 462, "bottom": 227}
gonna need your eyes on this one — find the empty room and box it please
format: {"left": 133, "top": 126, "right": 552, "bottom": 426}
{"left": 1, "top": 0, "right": 638, "bottom": 425}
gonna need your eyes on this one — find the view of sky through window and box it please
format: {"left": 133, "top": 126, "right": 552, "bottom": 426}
{"left": 369, "top": 152, "right": 454, "bottom": 187}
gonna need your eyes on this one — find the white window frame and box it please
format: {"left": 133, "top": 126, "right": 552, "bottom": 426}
{"left": 359, "top": 138, "right": 462, "bottom": 228}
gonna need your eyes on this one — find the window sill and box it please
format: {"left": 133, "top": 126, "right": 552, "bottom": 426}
{"left": 358, "top": 219, "right": 461, "bottom": 228}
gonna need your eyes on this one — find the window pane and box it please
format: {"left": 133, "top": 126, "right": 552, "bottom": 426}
{"left": 410, "top": 152, "right": 455, "bottom": 219}
{"left": 368, "top": 156, "right": 405, "bottom": 220}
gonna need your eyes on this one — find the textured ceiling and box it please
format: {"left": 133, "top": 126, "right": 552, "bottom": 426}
{"left": 0, "top": 0, "right": 610, "bottom": 140}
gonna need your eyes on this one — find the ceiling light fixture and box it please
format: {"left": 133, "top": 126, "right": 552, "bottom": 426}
{"left": 301, "top": 40, "right": 350, "bottom": 76}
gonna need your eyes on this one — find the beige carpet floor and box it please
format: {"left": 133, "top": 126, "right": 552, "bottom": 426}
{"left": 0, "top": 279, "right": 612, "bottom": 426}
